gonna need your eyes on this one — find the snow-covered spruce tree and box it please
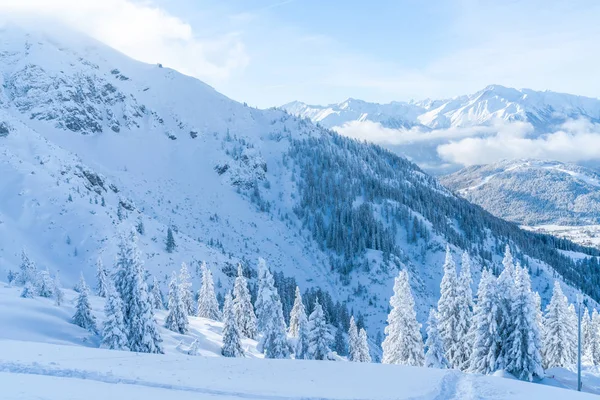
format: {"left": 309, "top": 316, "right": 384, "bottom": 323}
{"left": 588, "top": 309, "right": 600, "bottom": 365}
{"left": 165, "top": 226, "right": 176, "bottom": 253}
{"left": 454, "top": 251, "right": 473, "bottom": 371}
{"left": 437, "top": 246, "right": 461, "bottom": 368}
{"left": 179, "top": 262, "right": 194, "bottom": 315}
{"left": 165, "top": 272, "right": 189, "bottom": 334}
{"left": 53, "top": 272, "right": 64, "bottom": 306}
{"left": 347, "top": 316, "right": 359, "bottom": 362}
{"left": 72, "top": 275, "right": 97, "bottom": 333}
{"left": 308, "top": 298, "right": 333, "bottom": 360}
{"left": 288, "top": 286, "right": 305, "bottom": 337}
{"left": 506, "top": 266, "right": 543, "bottom": 381}
{"left": 197, "top": 262, "right": 221, "bottom": 320}
{"left": 37, "top": 268, "right": 55, "bottom": 298}
{"left": 20, "top": 282, "right": 35, "bottom": 298}
{"left": 188, "top": 338, "right": 201, "bottom": 356}
{"left": 567, "top": 303, "right": 578, "bottom": 365}
{"left": 96, "top": 258, "right": 109, "bottom": 298}
{"left": 425, "top": 309, "right": 448, "bottom": 369}
{"left": 582, "top": 307, "right": 592, "bottom": 364}
{"left": 382, "top": 269, "right": 424, "bottom": 366}
{"left": 151, "top": 276, "right": 164, "bottom": 310}
{"left": 334, "top": 328, "right": 347, "bottom": 356}
{"left": 496, "top": 245, "right": 517, "bottom": 369}
{"left": 357, "top": 328, "right": 371, "bottom": 363}
{"left": 469, "top": 268, "right": 501, "bottom": 375}
{"left": 101, "top": 283, "right": 129, "bottom": 350}
{"left": 233, "top": 264, "right": 257, "bottom": 339}
{"left": 295, "top": 305, "right": 310, "bottom": 359}
{"left": 255, "top": 258, "right": 290, "bottom": 359}
{"left": 222, "top": 292, "right": 244, "bottom": 358}
{"left": 113, "top": 230, "right": 163, "bottom": 353}
{"left": 542, "top": 281, "right": 576, "bottom": 368}
{"left": 17, "top": 249, "right": 37, "bottom": 287}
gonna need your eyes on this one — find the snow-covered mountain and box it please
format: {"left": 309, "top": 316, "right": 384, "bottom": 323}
{"left": 1, "top": 23, "right": 599, "bottom": 339}
{"left": 282, "top": 85, "right": 600, "bottom": 131}
{"left": 441, "top": 160, "right": 600, "bottom": 226}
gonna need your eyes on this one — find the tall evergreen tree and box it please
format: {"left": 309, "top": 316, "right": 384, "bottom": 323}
{"left": 588, "top": 309, "right": 600, "bottom": 365}
{"left": 469, "top": 268, "right": 501, "bottom": 375}
{"left": 425, "top": 309, "right": 448, "bottom": 369}
{"left": 382, "top": 270, "right": 424, "bottom": 366}
{"left": 543, "top": 281, "right": 576, "bottom": 368}
{"left": 37, "top": 268, "right": 55, "bottom": 298}
{"left": 17, "top": 249, "right": 37, "bottom": 287}
{"left": 53, "top": 272, "right": 64, "bottom": 306}
{"left": 256, "top": 258, "right": 290, "bottom": 359}
{"left": 101, "top": 283, "right": 129, "bottom": 350}
{"left": 437, "top": 246, "right": 461, "bottom": 368}
{"left": 357, "top": 328, "right": 371, "bottom": 363}
{"left": 582, "top": 307, "right": 592, "bottom": 364}
{"left": 179, "top": 262, "right": 194, "bottom": 315}
{"left": 96, "top": 258, "right": 109, "bottom": 297}
{"left": 295, "top": 305, "right": 310, "bottom": 360}
{"left": 506, "top": 266, "right": 543, "bottom": 381}
{"left": 496, "top": 245, "right": 517, "bottom": 369}
{"left": 165, "top": 227, "right": 176, "bottom": 253}
{"left": 308, "top": 298, "right": 333, "bottom": 360}
{"left": 233, "top": 264, "right": 257, "bottom": 339}
{"left": 288, "top": 286, "right": 305, "bottom": 337}
{"left": 197, "top": 262, "right": 221, "bottom": 320}
{"left": 165, "top": 272, "right": 189, "bottom": 334}
{"left": 348, "top": 316, "right": 359, "bottom": 362}
{"left": 113, "top": 231, "right": 163, "bottom": 353}
{"left": 221, "top": 292, "right": 244, "bottom": 357}
{"left": 454, "top": 251, "right": 473, "bottom": 370}
{"left": 567, "top": 303, "right": 578, "bottom": 366}
{"left": 72, "top": 275, "right": 97, "bottom": 333}
{"left": 151, "top": 276, "right": 164, "bottom": 310}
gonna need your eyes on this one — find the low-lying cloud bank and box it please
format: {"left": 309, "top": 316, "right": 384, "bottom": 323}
{"left": 334, "top": 119, "right": 600, "bottom": 167}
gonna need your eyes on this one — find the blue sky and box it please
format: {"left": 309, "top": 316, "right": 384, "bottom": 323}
{"left": 4, "top": 0, "right": 600, "bottom": 107}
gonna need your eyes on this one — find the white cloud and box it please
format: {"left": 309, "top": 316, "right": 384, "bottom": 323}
{"left": 0, "top": 0, "right": 249, "bottom": 82}
{"left": 437, "top": 119, "right": 600, "bottom": 166}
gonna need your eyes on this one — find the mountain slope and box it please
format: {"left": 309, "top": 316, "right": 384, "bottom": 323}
{"left": 441, "top": 160, "right": 600, "bottom": 226}
{"left": 1, "top": 24, "right": 599, "bottom": 339}
{"left": 282, "top": 85, "right": 600, "bottom": 131}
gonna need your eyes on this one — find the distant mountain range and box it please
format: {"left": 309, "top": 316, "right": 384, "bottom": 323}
{"left": 441, "top": 159, "right": 600, "bottom": 226}
{"left": 282, "top": 85, "right": 600, "bottom": 131}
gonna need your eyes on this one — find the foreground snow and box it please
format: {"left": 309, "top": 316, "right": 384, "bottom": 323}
{"left": 1, "top": 340, "right": 598, "bottom": 400}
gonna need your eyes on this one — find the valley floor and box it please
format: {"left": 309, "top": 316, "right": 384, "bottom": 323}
{"left": 523, "top": 225, "right": 600, "bottom": 250}
{"left": 1, "top": 282, "right": 599, "bottom": 399}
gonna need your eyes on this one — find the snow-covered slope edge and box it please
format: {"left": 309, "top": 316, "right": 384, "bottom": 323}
{"left": 1, "top": 24, "right": 599, "bottom": 339}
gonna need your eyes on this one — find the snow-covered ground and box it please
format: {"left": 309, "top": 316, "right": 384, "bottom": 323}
{"left": 523, "top": 225, "right": 600, "bottom": 250}
{"left": 1, "top": 281, "right": 599, "bottom": 399}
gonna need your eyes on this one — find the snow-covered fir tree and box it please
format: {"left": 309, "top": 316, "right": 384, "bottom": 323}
{"left": 20, "top": 282, "right": 35, "bottom": 298}
{"left": 37, "top": 268, "right": 54, "bottom": 298}
{"left": 165, "top": 272, "right": 189, "bottom": 334}
{"left": 72, "top": 275, "right": 97, "bottom": 333}
{"left": 178, "top": 262, "right": 194, "bottom": 315}
{"left": 295, "top": 305, "right": 310, "bottom": 360}
{"left": 307, "top": 298, "right": 333, "bottom": 360}
{"left": 567, "top": 303, "right": 578, "bottom": 366}
{"left": 288, "top": 286, "right": 305, "bottom": 337}
{"left": 233, "top": 264, "right": 257, "bottom": 339}
{"left": 255, "top": 258, "right": 290, "bottom": 359}
{"left": 113, "top": 230, "right": 163, "bottom": 353}
{"left": 437, "top": 246, "right": 461, "bottom": 368}
{"left": 347, "top": 316, "right": 359, "bottom": 362}
{"left": 454, "top": 251, "right": 473, "bottom": 370}
{"left": 543, "top": 281, "right": 576, "bottom": 368}
{"left": 151, "top": 276, "right": 164, "bottom": 310}
{"left": 188, "top": 338, "right": 201, "bottom": 356}
{"left": 496, "top": 245, "right": 517, "bottom": 369}
{"left": 357, "top": 328, "right": 371, "bottom": 363}
{"left": 382, "top": 269, "right": 424, "bottom": 366}
{"left": 101, "top": 283, "right": 129, "bottom": 351}
{"left": 221, "top": 292, "right": 244, "bottom": 358}
{"left": 588, "top": 309, "right": 600, "bottom": 365}
{"left": 53, "top": 272, "right": 64, "bottom": 306}
{"left": 96, "top": 257, "right": 109, "bottom": 297}
{"left": 425, "top": 309, "right": 448, "bottom": 369}
{"left": 197, "top": 262, "right": 221, "bottom": 320}
{"left": 582, "top": 307, "right": 592, "bottom": 364}
{"left": 469, "top": 268, "right": 501, "bottom": 375}
{"left": 165, "top": 226, "right": 176, "bottom": 253}
{"left": 505, "top": 266, "right": 543, "bottom": 381}
{"left": 17, "top": 249, "right": 37, "bottom": 287}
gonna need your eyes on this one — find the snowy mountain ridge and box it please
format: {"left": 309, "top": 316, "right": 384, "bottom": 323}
{"left": 282, "top": 85, "right": 600, "bottom": 131}
{"left": 1, "top": 23, "right": 600, "bottom": 342}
